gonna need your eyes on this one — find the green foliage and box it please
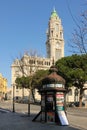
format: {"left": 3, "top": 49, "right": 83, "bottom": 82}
{"left": 32, "top": 69, "right": 49, "bottom": 90}
{"left": 56, "top": 54, "right": 87, "bottom": 89}
{"left": 15, "top": 76, "right": 30, "bottom": 89}
{"left": 15, "top": 69, "right": 49, "bottom": 91}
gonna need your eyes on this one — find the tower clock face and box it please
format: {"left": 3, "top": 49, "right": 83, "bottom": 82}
{"left": 56, "top": 42, "right": 61, "bottom": 48}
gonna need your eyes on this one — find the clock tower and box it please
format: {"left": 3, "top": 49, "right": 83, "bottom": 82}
{"left": 46, "top": 9, "right": 64, "bottom": 62}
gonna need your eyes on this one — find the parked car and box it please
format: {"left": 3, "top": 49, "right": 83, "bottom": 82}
{"left": 13, "top": 96, "right": 22, "bottom": 103}
{"left": 20, "top": 97, "right": 29, "bottom": 104}
{"left": 68, "top": 101, "right": 85, "bottom": 107}
{"left": 74, "top": 101, "right": 85, "bottom": 107}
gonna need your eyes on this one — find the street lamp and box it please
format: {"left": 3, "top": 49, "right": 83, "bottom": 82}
{"left": 12, "top": 84, "right": 15, "bottom": 112}
{"left": 75, "top": 88, "right": 78, "bottom": 102}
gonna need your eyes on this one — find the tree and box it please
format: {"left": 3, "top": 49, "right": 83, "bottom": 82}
{"left": 70, "top": 10, "right": 87, "bottom": 54}
{"left": 15, "top": 69, "right": 49, "bottom": 103}
{"left": 66, "top": 1, "right": 87, "bottom": 54}
{"left": 32, "top": 69, "right": 49, "bottom": 91}
{"left": 14, "top": 51, "right": 41, "bottom": 116}
{"left": 15, "top": 76, "right": 31, "bottom": 98}
{"left": 56, "top": 54, "right": 87, "bottom": 107}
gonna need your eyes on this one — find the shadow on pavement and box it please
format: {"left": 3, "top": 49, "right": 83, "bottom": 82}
{"left": 0, "top": 106, "right": 85, "bottom": 130}
{"left": 18, "top": 113, "right": 84, "bottom": 130}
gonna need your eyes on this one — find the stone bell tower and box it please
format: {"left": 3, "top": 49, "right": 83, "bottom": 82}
{"left": 46, "top": 8, "right": 64, "bottom": 62}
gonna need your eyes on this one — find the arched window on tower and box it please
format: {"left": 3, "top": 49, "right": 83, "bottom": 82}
{"left": 51, "top": 30, "right": 53, "bottom": 37}
{"left": 60, "top": 32, "right": 63, "bottom": 38}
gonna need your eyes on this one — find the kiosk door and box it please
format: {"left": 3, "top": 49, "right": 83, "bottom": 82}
{"left": 46, "top": 93, "right": 55, "bottom": 122}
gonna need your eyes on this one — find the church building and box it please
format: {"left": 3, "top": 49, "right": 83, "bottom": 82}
{"left": 11, "top": 9, "right": 64, "bottom": 99}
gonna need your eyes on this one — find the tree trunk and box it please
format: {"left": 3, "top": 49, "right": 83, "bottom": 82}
{"left": 79, "top": 88, "right": 83, "bottom": 107}
{"left": 28, "top": 89, "right": 31, "bottom": 116}
{"left": 31, "top": 89, "right": 35, "bottom": 103}
{"left": 22, "top": 88, "right": 24, "bottom": 99}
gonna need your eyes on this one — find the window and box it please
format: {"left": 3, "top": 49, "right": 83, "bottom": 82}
{"left": 55, "top": 49, "right": 61, "bottom": 60}
{"left": 60, "top": 32, "right": 62, "bottom": 38}
{"left": 51, "top": 30, "right": 53, "bottom": 37}
{"left": 68, "top": 90, "right": 72, "bottom": 96}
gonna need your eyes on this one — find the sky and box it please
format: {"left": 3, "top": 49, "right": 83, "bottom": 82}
{"left": 0, "top": 0, "right": 86, "bottom": 87}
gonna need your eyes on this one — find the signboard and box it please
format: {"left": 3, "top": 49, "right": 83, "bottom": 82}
{"left": 45, "top": 84, "right": 64, "bottom": 88}
{"left": 47, "top": 84, "right": 54, "bottom": 87}
{"left": 47, "top": 112, "right": 55, "bottom": 122}
{"left": 56, "top": 92, "right": 69, "bottom": 125}
{"left": 55, "top": 84, "right": 63, "bottom": 88}
{"left": 56, "top": 92, "right": 64, "bottom": 111}
{"left": 58, "top": 111, "right": 69, "bottom": 125}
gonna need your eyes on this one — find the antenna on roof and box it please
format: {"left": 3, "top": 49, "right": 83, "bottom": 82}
{"left": 53, "top": 6, "right": 56, "bottom": 12}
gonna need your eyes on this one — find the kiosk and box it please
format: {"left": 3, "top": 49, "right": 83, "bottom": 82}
{"left": 33, "top": 65, "right": 69, "bottom": 125}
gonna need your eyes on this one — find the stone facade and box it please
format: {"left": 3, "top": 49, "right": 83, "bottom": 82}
{"left": 46, "top": 8, "right": 64, "bottom": 62}
{"left": 11, "top": 9, "right": 64, "bottom": 84}
{"left": 11, "top": 56, "right": 53, "bottom": 99}
{"left": 0, "top": 73, "right": 7, "bottom": 100}
{"left": 11, "top": 9, "right": 64, "bottom": 100}
{"left": 11, "top": 55, "right": 52, "bottom": 85}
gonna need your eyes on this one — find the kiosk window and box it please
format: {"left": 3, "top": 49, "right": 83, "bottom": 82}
{"left": 46, "top": 95, "right": 54, "bottom": 111}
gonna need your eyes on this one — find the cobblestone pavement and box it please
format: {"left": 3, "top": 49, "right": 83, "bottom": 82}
{"left": 0, "top": 101, "right": 87, "bottom": 130}
{"left": 0, "top": 108, "right": 85, "bottom": 130}
{"left": 67, "top": 107, "right": 87, "bottom": 130}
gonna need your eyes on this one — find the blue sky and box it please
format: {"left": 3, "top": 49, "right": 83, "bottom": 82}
{"left": 0, "top": 0, "right": 86, "bottom": 87}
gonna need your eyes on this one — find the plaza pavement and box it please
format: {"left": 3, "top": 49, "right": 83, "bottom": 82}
{"left": 0, "top": 108, "right": 85, "bottom": 130}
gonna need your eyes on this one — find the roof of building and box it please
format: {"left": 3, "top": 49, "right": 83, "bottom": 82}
{"left": 50, "top": 8, "right": 58, "bottom": 18}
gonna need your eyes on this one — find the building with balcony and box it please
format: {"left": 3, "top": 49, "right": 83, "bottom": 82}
{"left": 0, "top": 73, "right": 7, "bottom": 100}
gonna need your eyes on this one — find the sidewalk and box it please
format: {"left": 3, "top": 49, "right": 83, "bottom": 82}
{"left": 68, "top": 114, "right": 87, "bottom": 130}
{"left": 0, "top": 109, "right": 82, "bottom": 130}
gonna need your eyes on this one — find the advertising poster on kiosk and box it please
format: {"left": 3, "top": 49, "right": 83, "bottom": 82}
{"left": 56, "top": 92, "right": 69, "bottom": 125}
{"left": 46, "top": 94, "right": 55, "bottom": 122}
{"left": 56, "top": 92, "right": 64, "bottom": 111}
{"left": 47, "top": 112, "right": 55, "bottom": 122}
{"left": 58, "top": 111, "right": 69, "bottom": 125}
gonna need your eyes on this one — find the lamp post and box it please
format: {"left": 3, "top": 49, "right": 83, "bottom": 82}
{"left": 75, "top": 88, "right": 78, "bottom": 102}
{"left": 12, "top": 84, "right": 15, "bottom": 112}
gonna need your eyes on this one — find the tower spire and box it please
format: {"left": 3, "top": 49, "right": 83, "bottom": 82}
{"left": 46, "top": 9, "right": 64, "bottom": 62}
{"left": 53, "top": 6, "right": 56, "bottom": 12}
{"left": 51, "top": 7, "right": 58, "bottom": 18}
